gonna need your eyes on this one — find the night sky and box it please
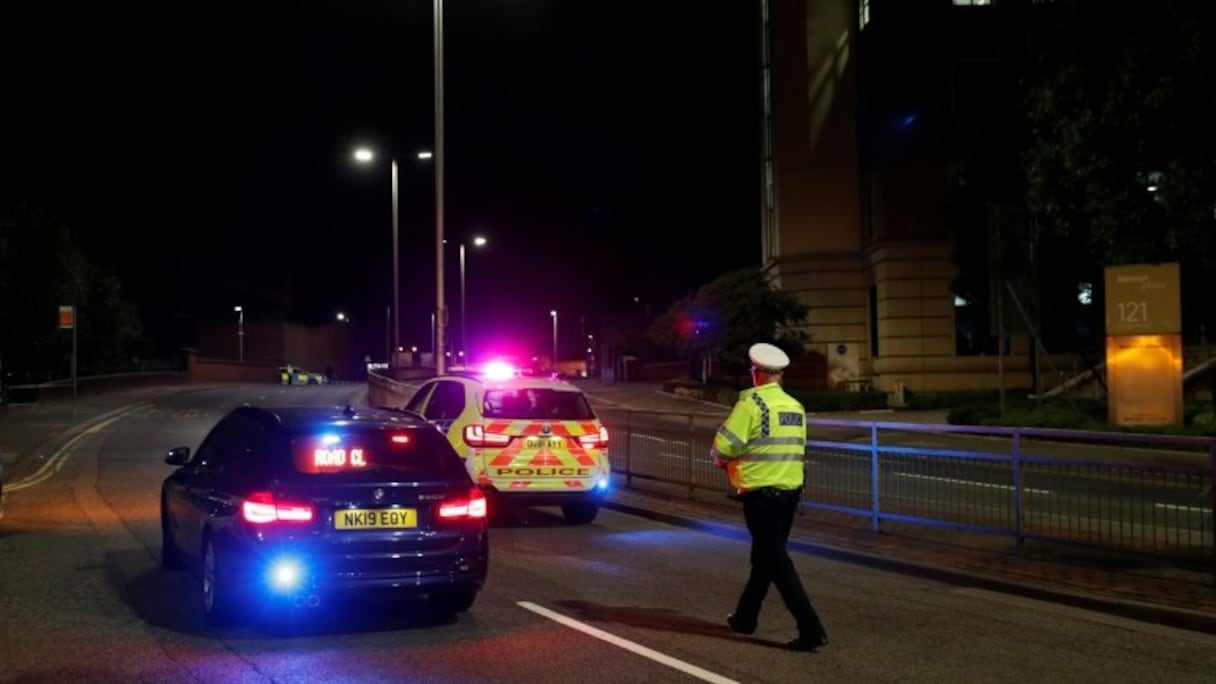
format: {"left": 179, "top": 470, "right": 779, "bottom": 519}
{"left": 2, "top": 1, "right": 762, "bottom": 360}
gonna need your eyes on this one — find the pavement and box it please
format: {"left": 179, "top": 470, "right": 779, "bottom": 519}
{"left": 3, "top": 380, "right": 1216, "bottom": 635}
{"left": 573, "top": 379, "right": 1216, "bottom": 635}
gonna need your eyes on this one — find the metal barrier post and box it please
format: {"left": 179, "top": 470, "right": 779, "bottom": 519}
{"left": 686, "top": 414, "right": 695, "bottom": 499}
{"left": 623, "top": 410, "right": 634, "bottom": 488}
{"left": 1013, "top": 430, "right": 1024, "bottom": 556}
{"left": 1210, "top": 440, "right": 1216, "bottom": 586}
{"left": 871, "top": 422, "right": 880, "bottom": 533}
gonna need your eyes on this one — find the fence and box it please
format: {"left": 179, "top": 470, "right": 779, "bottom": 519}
{"left": 598, "top": 408, "right": 1216, "bottom": 578}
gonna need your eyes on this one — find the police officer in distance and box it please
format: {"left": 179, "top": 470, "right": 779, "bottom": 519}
{"left": 711, "top": 342, "right": 828, "bottom": 652}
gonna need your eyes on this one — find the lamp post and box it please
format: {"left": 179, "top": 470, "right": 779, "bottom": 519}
{"left": 234, "top": 306, "right": 244, "bottom": 361}
{"left": 354, "top": 147, "right": 433, "bottom": 366}
{"left": 459, "top": 235, "right": 487, "bottom": 363}
{"left": 434, "top": 0, "right": 448, "bottom": 375}
{"left": 550, "top": 309, "right": 558, "bottom": 372}
{"left": 353, "top": 148, "right": 399, "bottom": 360}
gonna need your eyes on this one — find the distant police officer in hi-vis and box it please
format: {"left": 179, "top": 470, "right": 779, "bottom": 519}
{"left": 712, "top": 342, "right": 829, "bottom": 652}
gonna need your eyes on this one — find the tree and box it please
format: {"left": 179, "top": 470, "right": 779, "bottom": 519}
{"left": 1022, "top": 0, "right": 1216, "bottom": 332}
{"left": 0, "top": 206, "right": 147, "bottom": 381}
{"left": 649, "top": 268, "right": 809, "bottom": 379}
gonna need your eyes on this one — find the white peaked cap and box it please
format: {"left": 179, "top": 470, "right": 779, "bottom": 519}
{"left": 748, "top": 343, "right": 789, "bottom": 372}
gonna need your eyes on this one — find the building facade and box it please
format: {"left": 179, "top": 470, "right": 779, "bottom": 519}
{"left": 762, "top": 0, "right": 1050, "bottom": 394}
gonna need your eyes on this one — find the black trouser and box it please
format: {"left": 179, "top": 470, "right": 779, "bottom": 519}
{"left": 733, "top": 487, "right": 825, "bottom": 638}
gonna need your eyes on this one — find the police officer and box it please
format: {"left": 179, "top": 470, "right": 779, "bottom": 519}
{"left": 712, "top": 342, "right": 828, "bottom": 652}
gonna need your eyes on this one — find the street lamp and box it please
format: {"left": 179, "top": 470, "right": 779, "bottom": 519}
{"left": 459, "top": 235, "right": 487, "bottom": 363}
{"left": 550, "top": 309, "right": 558, "bottom": 372}
{"left": 434, "top": 0, "right": 448, "bottom": 375}
{"left": 353, "top": 147, "right": 433, "bottom": 366}
{"left": 234, "top": 306, "right": 244, "bottom": 361}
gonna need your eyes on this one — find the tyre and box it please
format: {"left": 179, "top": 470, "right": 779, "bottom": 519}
{"left": 561, "top": 502, "right": 599, "bottom": 525}
{"left": 160, "top": 497, "right": 183, "bottom": 570}
{"left": 202, "top": 535, "right": 244, "bottom": 627}
{"left": 430, "top": 589, "right": 477, "bottom": 614}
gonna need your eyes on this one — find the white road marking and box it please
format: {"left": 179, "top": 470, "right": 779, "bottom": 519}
{"left": 894, "top": 472, "right": 1051, "bottom": 495}
{"left": 4, "top": 403, "right": 150, "bottom": 493}
{"left": 517, "top": 601, "right": 740, "bottom": 684}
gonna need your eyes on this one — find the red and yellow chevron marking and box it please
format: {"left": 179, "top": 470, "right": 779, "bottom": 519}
{"left": 528, "top": 449, "right": 563, "bottom": 466}
{"left": 474, "top": 418, "right": 606, "bottom": 492}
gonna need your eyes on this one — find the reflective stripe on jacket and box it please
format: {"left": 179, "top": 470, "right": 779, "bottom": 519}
{"left": 712, "top": 382, "right": 806, "bottom": 492}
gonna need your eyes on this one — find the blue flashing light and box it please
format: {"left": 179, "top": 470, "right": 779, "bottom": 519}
{"left": 320, "top": 433, "right": 341, "bottom": 446}
{"left": 596, "top": 477, "right": 610, "bottom": 492}
{"left": 266, "top": 556, "right": 308, "bottom": 593}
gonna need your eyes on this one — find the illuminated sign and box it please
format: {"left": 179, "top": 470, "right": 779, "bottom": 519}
{"left": 58, "top": 305, "right": 75, "bottom": 330}
{"left": 1103, "top": 263, "right": 1180, "bottom": 334}
{"left": 1105, "top": 335, "right": 1183, "bottom": 426}
{"left": 296, "top": 445, "right": 371, "bottom": 473}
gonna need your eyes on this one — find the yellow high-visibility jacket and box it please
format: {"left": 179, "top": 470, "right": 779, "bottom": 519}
{"left": 712, "top": 382, "right": 807, "bottom": 493}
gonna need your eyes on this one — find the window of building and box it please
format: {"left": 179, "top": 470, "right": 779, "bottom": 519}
{"left": 1077, "top": 282, "right": 1093, "bottom": 306}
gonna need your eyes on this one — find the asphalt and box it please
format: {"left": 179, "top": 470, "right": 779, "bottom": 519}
{"left": 3, "top": 380, "right": 1215, "bottom": 635}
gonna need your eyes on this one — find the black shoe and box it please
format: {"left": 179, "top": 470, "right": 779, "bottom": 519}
{"left": 726, "top": 614, "right": 756, "bottom": 635}
{"left": 786, "top": 633, "right": 829, "bottom": 652}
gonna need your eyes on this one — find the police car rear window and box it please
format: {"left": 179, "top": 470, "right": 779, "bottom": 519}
{"left": 280, "top": 426, "right": 465, "bottom": 482}
{"left": 483, "top": 388, "right": 596, "bottom": 420}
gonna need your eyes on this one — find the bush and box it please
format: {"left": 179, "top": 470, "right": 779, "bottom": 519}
{"left": 947, "top": 396, "right": 1216, "bottom": 436}
{"left": 660, "top": 379, "right": 889, "bottom": 411}
{"left": 907, "top": 389, "right": 1026, "bottom": 411}
{"left": 792, "top": 390, "right": 889, "bottom": 412}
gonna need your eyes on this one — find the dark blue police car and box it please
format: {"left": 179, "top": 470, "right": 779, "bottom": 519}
{"left": 160, "top": 404, "right": 488, "bottom": 626}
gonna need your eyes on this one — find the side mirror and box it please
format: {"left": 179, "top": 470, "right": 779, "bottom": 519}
{"left": 165, "top": 446, "right": 191, "bottom": 466}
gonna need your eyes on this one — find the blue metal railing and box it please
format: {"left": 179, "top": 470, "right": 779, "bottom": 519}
{"left": 599, "top": 408, "right": 1216, "bottom": 579}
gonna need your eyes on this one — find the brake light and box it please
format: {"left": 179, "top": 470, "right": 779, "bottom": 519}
{"left": 463, "top": 424, "right": 511, "bottom": 448}
{"left": 439, "top": 488, "right": 488, "bottom": 519}
{"left": 242, "top": 491, "right": 314, "bottom": 525}
{"left": 578, "top": 426, "right": 610, "bottom": 449}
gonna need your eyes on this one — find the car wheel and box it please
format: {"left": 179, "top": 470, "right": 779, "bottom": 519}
{"left": 160, "top": 496, "right": 183, "bottom": 570}
{"left": 430, "top": 589, "right": 477, "bottom": 614}
{"left": 561, "top": 502, "right": 599, "bottom": 525}
{"left": 202, "top": 535, "right": 243, "bottom": 627}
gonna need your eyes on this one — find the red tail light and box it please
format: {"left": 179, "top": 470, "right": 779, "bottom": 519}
{"left": 242, "top": 491, "right": 314, "bottom": 525}
{"left": 463, "top": 424, "right": 511, "bottom": 448}
{"left": 578, "top": 426, "right": 610, "bottom": 449}
{"left": 439, "top": 488, "right": 488, "bottom": 520}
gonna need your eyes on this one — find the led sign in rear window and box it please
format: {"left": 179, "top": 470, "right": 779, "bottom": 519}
{"left": 287, "top": 428, "right": 460, "bottom": 479}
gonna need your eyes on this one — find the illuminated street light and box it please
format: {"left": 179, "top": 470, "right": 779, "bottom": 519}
{"left": 433, "top": 0, "right": 448, "bottom": 375}
{"left": 459, "top": 235, "right": 487, "bottom": 363}
{"left": 353, "top": 146, "right": 433, "bottom": 366}
{"left": 550, "top": 309, "right": 558, "bottom": 372}
{"left": 234, "top": 305, "right": 244, "bottom": 361}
